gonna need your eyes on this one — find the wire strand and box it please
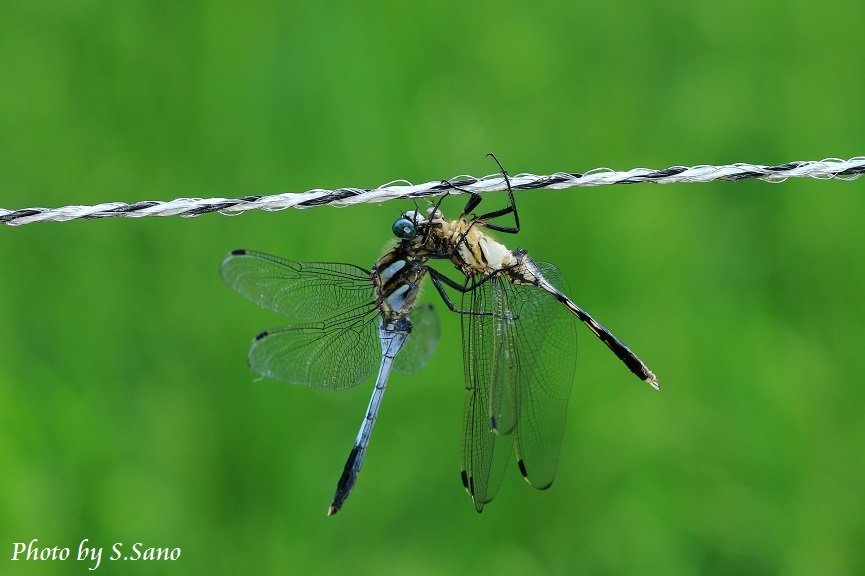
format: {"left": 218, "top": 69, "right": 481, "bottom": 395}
{"left": 2, "top": 156, "right": 863, "bottom": 226}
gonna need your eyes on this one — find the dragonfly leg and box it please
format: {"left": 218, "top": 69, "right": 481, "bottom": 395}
{"left": 474, "top": 153, "right": 520, "bottom": 234}
{"left": 427, "top": 268, "right": 521, "bottom": 321}
{"left": 427, "top": 268, "right": 488, "bottom": 315}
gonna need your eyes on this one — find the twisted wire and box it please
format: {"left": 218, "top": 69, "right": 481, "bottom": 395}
{"left": 2, "top": 156, "right": 863, "bottom": 226}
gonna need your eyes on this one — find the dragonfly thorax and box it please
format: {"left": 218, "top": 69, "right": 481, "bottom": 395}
{"left": 372, "top": 245, "right": 429, "bottom": 318}
{"left": 398, "top": 206, "right": 521, "bottom": 277}
{"left": 438, "top": 218, "right": 519, "bottom": 277}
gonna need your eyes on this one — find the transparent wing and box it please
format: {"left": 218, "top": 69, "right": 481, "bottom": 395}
{"left": 459, "top": 262, "right": 578, "bottom": 510}
{"left": 460, "top": 276, "right": 514, "bottom": 512}
{"left": 249, "top": 302, "right": 381, "bottom": 390}
{"left": 507, "top": 261, "right": 577, "bottom": 490}
{"left": 489, "top": 277, "right": 519, "bottom": 436}
{"left": 394, "top": 303, "right": 440, "bottom": 375}
{"left": 220, "top": 250, "right": 374, "bottom": 320}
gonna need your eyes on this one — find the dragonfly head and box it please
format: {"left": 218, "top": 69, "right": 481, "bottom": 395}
{"left": 392, "top": 209, "right": 429, "bottom": 242}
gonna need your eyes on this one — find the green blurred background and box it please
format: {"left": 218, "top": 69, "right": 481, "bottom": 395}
{"left": 1, "top": 0, "right": 864, "bottom": 574}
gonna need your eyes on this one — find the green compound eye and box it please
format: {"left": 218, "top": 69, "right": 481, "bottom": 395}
{"left": 392, "top": 217, "right": 418, "bottom": 239}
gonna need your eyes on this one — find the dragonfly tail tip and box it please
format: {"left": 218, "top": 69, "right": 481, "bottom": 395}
{"left": 645, "top": 372, "right": 660, "bottom": 390}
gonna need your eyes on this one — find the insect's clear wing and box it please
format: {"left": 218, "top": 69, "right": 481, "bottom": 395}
{"left": 460, "top": 276, "right": 514, "bottom": 512}
{"left": 507, "top": 261, "right": 577, "bottom": 489}
{"left": 394, "top": 303, "right": 440, "bottom": 375}
{"left": 249, "top": 303, "right": 381, "bottom": 390}
{"left": 459, "top": 262, "right": 578, "bottom": 510}
{"left": 489, "top": 277, "right": 520, "bottom": 436}
{"left": 220, "top": 250, "right": 374, "bottom": 320}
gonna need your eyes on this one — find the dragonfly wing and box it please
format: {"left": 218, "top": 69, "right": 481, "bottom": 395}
{"left": 508, "top": 261, "right": 577, "bottom": 489}
{"left": 249, "top": 303, "right": 381, "bottom": 390}
{"left": 394, "top": 303, "right": 440, "bottom": 375}
{"left": 220, "top": 250, "right": 374, "bottom": 320}
{"left": 460, "top": 276, "right": 513, "bottom": 512}
{"left": 488, "top": 276, "right": 520, "bottom": 436}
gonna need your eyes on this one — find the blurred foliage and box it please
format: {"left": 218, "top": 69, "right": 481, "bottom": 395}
{"left": 1, "top": 0, "right": 864, "bottom": 574}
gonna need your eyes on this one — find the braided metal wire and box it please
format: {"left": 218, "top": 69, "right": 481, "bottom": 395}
{"left": 2, "top": 156, "right": 863, "bottom": 226}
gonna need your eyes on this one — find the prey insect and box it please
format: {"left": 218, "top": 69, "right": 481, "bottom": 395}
{"left": 400, "top": 155, "right": 658, "bottom": 510}
{"left": 220, "top": 155, "right": 658, "bottom": 514}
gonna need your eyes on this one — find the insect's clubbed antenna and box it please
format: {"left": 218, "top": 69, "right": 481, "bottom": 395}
{"left": 2, "top": 156, "right": 863, "bottom": 226}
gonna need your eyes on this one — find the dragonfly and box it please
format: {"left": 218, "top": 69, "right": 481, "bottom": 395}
{"left": 393, "top": 155, "right": 658, "bottom": 510}
{"left": 220, "top": 239, "right": 440, "bottom": 516}
{"left": 221, "top": 155, "right": 658, "bottom": 514}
